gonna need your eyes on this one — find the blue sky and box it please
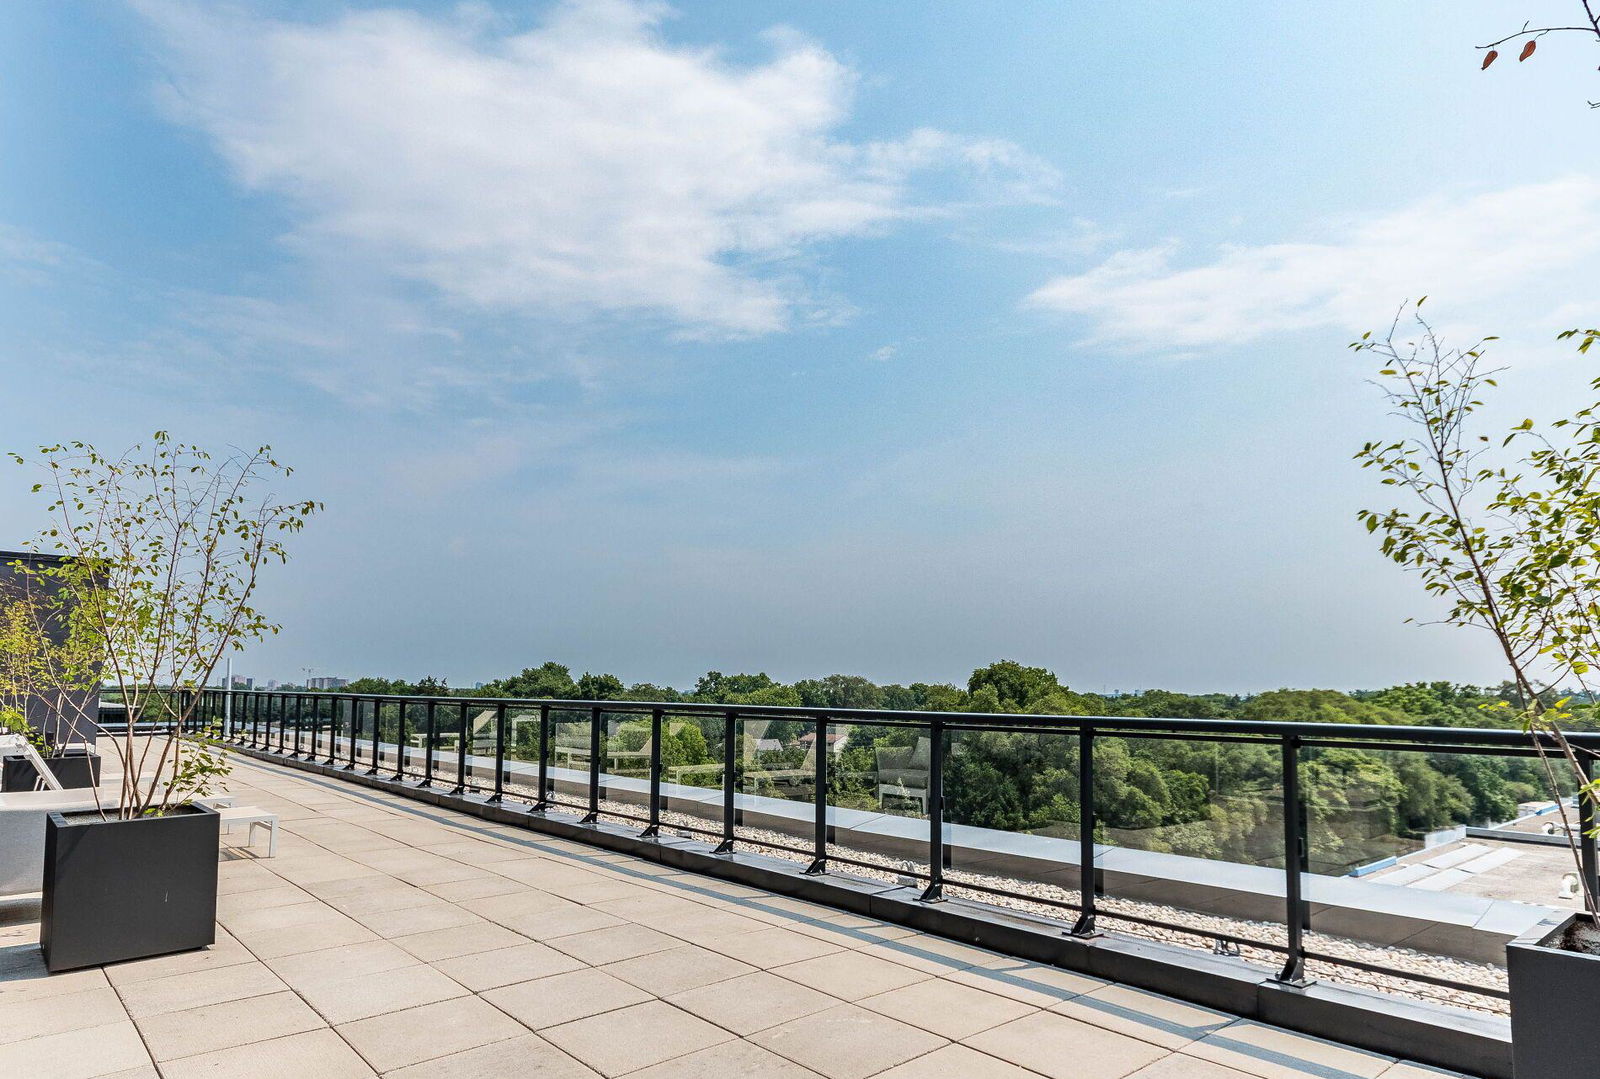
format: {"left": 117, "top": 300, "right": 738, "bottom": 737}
{"left": 3, "top": 1, "right": 1599, "bottom": 692}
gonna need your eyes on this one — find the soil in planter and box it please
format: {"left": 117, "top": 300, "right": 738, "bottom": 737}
{"left": 1556, "top": 917, "right": 1600, "bottom": 956}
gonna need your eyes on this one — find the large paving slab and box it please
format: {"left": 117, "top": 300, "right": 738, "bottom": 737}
{"left": 0, "top": 754, "right": 1478, "bottom": 1078}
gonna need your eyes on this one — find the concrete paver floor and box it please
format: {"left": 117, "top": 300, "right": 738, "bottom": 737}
{"left": 1, "top": 755, "right": 1478, "bottom": 1079}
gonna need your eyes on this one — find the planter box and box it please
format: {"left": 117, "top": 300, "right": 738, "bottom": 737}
{"left": 40, "top": 804, "right": 219, "bottom": 972}
{"left": 2, "top": 751, "right": 101, "bottom": 791}
{"left": 1507, "top": 911, "right": 1600, "bottom": 1079}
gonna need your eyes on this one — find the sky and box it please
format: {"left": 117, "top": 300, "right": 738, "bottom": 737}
{"left": 3, "top": 1, "right": 1599, "bottom": 693}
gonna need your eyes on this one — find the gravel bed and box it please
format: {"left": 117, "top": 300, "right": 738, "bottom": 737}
{"left": 477, "top": 774, "right": 1509, "bottom": 1014}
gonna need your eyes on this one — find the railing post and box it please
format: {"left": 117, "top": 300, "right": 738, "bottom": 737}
{"left": 1277, "top": 734, "right": 1310, "bottom": 985}
{"left": 289, "top": 694, "right": 303, "bottom": 759}
{"left": 714, "top": 711, "right": 736, "bottom": 854}
{"left": 581, "top": 706, "right": 602, "bottom": 823}
{"left": 1071, "top": 727, "right": 1098, "bottom": 936}
{"left": 309, "top": 694, "right": 321, "bottom": 761}
{"left": 1582, "top": 755, "right": 1598, "bottom": 900}
{"left": 321, "top": 696, "right": 337, "bottom": 766}
{"left": 419, "top": 701, "right": 436, "bottom": 787}
{"left": 365, "top": 699, "right": 383, "bottom": 775}
{"left": 451, "top": 701, "right": 468, "bottom": 794}
{"left": 247, "top": 693, "right": 258, "bottom": 749}
{"left": 921, "top": 719, "right": 946, "bottom": 902}
{"left": 345, "top": 698, "right": 358, "bottom": 770}
{"left": 806, "top": 715, "right": 828, "bottom": 875}
{"left": 390, "top": 700, "right": 407, "bottom": 781}
{"left": 272, "top": 694, "right": 283, "bottom": 753}
{"left": 531, "top": 705, "right": 550, "bottom": 812}
{"left": 640, "top": 708, "right": 663, "bottom": 838}
{"left": 488, "top": 703, "right": 507, "bottom": 803}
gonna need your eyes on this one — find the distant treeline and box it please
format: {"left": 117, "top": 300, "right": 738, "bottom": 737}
{"left": 332, "top": 659, "right": 1586, "bottom": 727}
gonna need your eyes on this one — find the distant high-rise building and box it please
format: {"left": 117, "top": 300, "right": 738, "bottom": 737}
{"left": 306, "top": 676, "right": 349, "bottom": 690}
{"left": 230, "top": 675, "right": 254, "bottom": 690}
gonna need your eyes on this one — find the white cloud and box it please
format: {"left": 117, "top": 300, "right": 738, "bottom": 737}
{"left": 1025, "top": 178, "right": 1600, "bottom": 350}
{"left": 135, "top": 0, "right": 1057, "bottom": 337}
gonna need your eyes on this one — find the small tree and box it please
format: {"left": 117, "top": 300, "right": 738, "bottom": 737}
{"left": 5, "top": 433, "right": 320, "bottom": 818}
{"left": 1355, "top": 305, "right": 1600, "bottom": 918}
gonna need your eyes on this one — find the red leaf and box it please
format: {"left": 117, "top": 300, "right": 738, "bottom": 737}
{"left": 1482, "top": 49, "right": 1499, "bottom": 69}
{"left": 1520, "top": 39, "right": 1537, "bottom": 61}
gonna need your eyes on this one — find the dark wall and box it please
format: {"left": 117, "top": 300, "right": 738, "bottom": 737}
{"left": 0, "top": 550, "right": 100, "bottom": 745}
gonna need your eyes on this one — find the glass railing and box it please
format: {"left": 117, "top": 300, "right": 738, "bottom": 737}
{"left": 197, "top": 685, "right": 1600, "bottom": 1014}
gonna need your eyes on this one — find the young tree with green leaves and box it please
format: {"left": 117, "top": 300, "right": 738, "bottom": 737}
{"left": 7, "top": 433, "right": 320, "bottom": 818}
{"left": 1355, "top": 306, "right": 1600, "bottom": 916}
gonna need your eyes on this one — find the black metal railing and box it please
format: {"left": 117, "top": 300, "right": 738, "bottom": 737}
{"left": 196, "top": 686, "right": 1600, "bottom": 1003}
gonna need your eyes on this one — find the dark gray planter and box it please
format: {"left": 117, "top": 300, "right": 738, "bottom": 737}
{"left": 40, "top": 804, "right": 219, "bottom": 973}
{"left": 1507, "top": 911, "right": 1600, "bottom": 1078}
{"left": 2, "top": 750, "right": 101, "bottom": 791}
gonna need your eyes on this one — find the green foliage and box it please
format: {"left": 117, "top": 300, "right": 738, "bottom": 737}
{"left": 483, "top": 661, "right": 579, "bottom": 699}
{"left": 967, "top": 660, "right": 1061, "bottom": 710}
{"left": 576, "top": 672, "right": 624, "bottom": 700}
{"left": 344, "top": 675, "right": 447, "bottom": 696}
{"left": 691, "top": 670, "right": 778, "bottom": 702}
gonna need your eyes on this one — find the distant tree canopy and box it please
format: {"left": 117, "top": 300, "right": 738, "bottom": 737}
{"left": 343, "top": 675, "right": 448, "bottom": 696}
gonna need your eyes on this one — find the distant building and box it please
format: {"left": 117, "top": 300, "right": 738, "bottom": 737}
{"left": 797, "top": 730, "right": 850, "bottom": 755}
{"left": 305, "top": 676, "right": 348, "bottom": 690}
{"left": 230, "top": 675, "right": 254, "bottom": 690}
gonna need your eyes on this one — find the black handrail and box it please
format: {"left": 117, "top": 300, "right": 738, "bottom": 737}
{"left": 202, "top": 687, "right": 1600, "bottom": 748}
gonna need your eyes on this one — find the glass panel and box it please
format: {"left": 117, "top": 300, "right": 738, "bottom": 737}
{"left": 501, "top": 705, "right": 543, "bottom": 803}
{"left": 657, "top": 712, "right": 726, "bottom": 842}
{"left": 374, "top": 702, "right": 396, "bottom": 771}
{"left": 942, "top": 728, "right": 1083, "bottom": 920}
{"left": 291, "top": 697, "right": 309, "bottom": 756}
{"left": 1093, "top": 733, "right": 1288, "bottom": 971}
{"left": 596, "top": 710, "right": 652, "bottom": 827}
{"left": 423, "top": 702, "right": 463, "bottom": 785}
{"left": 395, "top": 702, "right": 425, "bottom": 778}
{"left": 733, "top": 716, "right": 818, "bottom": 861}
{"left": 823, "top": 720, "right": 931, "bottom": 887}
{"left": 546, "top": 706, "right": 593, "bottom": 811}
{"left": 355, "top": 700, "right": 377, "bottom": 769}
{"left": 277, "top": 695, "right": 292, "bottom": 753}
{"left": 1303, "top": 746, "right": 1534, "bottom": 1013}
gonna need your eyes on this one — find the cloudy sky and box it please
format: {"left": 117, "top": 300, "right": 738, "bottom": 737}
{"left": 3, "top": 1, "right": 1598, "bottom": 692}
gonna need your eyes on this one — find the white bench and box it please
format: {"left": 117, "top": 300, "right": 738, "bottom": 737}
{"left": 216, "top": 805, "right": 278, "bottom": 857}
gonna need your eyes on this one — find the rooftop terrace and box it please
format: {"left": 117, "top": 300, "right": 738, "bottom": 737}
{"left": 2, "top": 752, "right": 1474, "bottom": 1079}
